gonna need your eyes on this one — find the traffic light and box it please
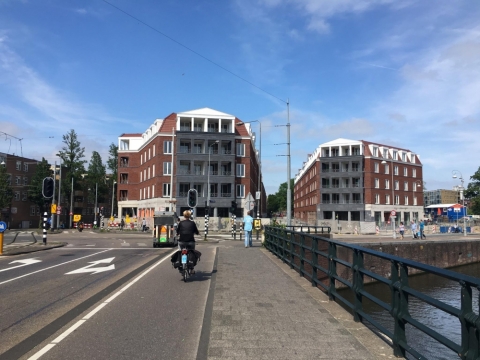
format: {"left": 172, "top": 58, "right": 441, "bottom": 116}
{"left": 187, "top": 189, "right": 198, "bottom": 208}
{"left": 42, "top": 177, "right": 54, "bottom": 198}
{"left": 230, "top": 201, "right": 237, "bottom": 214}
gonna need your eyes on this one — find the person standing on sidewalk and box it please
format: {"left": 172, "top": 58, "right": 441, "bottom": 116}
{"left": 420, "top": 220, "right": 426, "bottom": 239}
{"left": 141, "top": 218, "right": 147, "bottom": 232}
{"left": 399, "top": 222, "right": 405, "bottom": 240}
{"left": 120, "top": 218, "right": 125, "bottom": 231}
{"left": 243, "top": 210, "right": 254, "bottom": 248}
{"left": 411, "top": 221, "right": 417, "bottom": 239}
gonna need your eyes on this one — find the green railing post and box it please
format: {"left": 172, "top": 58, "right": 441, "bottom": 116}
{"left": 352, "top": 249, "right": 364, "bottom": 323}
{"left": 459, "top": 282, "right": 478, "bottom": 360}
{"left": 391, "top": 261, "right": 407, "bottom": 358}
{"left": 311, "top": 236, "right": 318, "bottom": 287}
{"left": 290, "top": 231, "right": 294, "bottom": 269}
{"left": 328, "top": 242, "right": 337, "bottom": 301}
{"left": 300, "top": 233, "right": 305, "bottom": 278}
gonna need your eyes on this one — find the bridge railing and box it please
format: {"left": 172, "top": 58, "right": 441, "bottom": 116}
{"left": 264, "top": 225, "right": 480, "bottom": 360}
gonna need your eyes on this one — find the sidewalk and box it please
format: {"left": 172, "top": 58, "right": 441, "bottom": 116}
{"left": 201, "top": 241, "right": 394, "bottom": 360}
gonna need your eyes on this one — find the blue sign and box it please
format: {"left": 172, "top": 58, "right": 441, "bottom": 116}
{"left": 0, "top": 221, "right": 7, "bottom": 233}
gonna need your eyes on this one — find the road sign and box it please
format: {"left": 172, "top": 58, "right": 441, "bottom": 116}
{"left": 56, "top": 210, "right": 61, "bottom": 215}
{"left": 390, "top": 210, "right": 396, "bottom": 216}
{"left": 0, "top": 221, "right": 6, "bottom": 233}
{"left": 246, "top": 201, "right": 255, "bottom": 210}
{"left": 69, "top": 212, "right": 73, "bottom": 216}
{"left": 255, "top": 191, "right": 261, "bottom": 200}
{"left": 51, "top": 204, "right": 57, "bottom": 214}
{"left": 254, "top": 219, "right": 262, "bottom": 230}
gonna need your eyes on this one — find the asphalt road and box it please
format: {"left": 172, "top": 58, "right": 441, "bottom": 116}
{"left": 0, "top": 231, "right": 218, "bottom": 360}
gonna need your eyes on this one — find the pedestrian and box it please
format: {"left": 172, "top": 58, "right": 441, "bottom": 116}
{"left": 243, "top": 210, "right": 254, "bottom": 248}
{"left": 411, "top": 221, "right": 417, "bottom": 239}
{"left": 399, "top": 222, "right": 405, "bottom": 240}
{"left": 120, "top": 218, "right": 125, "bottom": 231}
{"left": 420, "top": 220, "right": 426, "bottom": 239}
{"left": 141, "top": 217, "right": 147, "bottom": 232}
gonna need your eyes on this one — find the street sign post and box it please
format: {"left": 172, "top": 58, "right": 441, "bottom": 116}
{"left": 0, "top": 220, "right": 6, "bottom": 255}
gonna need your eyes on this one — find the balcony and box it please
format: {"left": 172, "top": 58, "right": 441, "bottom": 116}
{"left": 221, "top": 192, "right": 232, "bottom": 197}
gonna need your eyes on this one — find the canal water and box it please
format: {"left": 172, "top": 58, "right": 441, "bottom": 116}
{"left": 339, "top": 262, "right": 480, "bottom": 360}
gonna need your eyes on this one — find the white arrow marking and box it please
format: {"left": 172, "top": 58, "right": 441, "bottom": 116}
{"left": 65, "top": 257, "right": 115, "bottom": 275}
{"left": 0, "top": 258, "right": 42, "bottom": 273}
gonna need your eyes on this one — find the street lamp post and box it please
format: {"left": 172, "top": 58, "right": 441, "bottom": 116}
{"left": 111, "top": 181, "right": 117, "bottom": 219}
{"left": 382, "top": 157, "right": 396, "bottom": 239}
{"left": 236, "top": 120, "right": 262, "bottom": 219}
{"left": 452, "top": 170, "right": 467, "bottom": 237}
{"left": 205, "top": 140, "right": 219, "bottom": 239}
{"left": 94, "top": 182, "right": 98, "bottom": 228}
{"left": 413, "top": 180, "right": 422, "bottom": 225}
{"left": 70, "top": 177, "right": 73, "bottom": 229}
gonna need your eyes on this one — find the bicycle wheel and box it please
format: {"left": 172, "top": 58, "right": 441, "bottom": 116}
{"left": 183, "top": 268, "right": 187, "bottom": 282}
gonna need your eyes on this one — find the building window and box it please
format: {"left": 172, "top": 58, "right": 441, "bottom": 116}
{"left": 383, "top": 149, "right": 388, "bottom": 158}
{"left": 405, "top": 196, "right": 409, "bottom": 205}
{"left": 236, "top": 164, "right": 245, "bottom": 177}
{"left": 374, "top": 163, "right": 379, "bottom": 173}
{"left": 395, "top": 181, "right": 399, "bottom": 190}
{"left": 163, "top": 162, "right": 172, "bottom": 175}
{"left": 236, "top": 184, "right": 245, "bottom": 198}
{"left": 164, "top": 141, "right": 172, "bottom": 154}
{"left": 30, "top": 206, "right": 36, "bottom": 216}
{"left": 394, "top": 166, "right": 398, "bottom": 175}
{"left": 14, "top": 191, "right": 20, "bottom": 201}
{"left": 16, "top": 161, "right": 21, "bottom": 170}
{"left": 413, "top": 169, "right": 416, "bottom": 178}
{"left": 153, "top": 164, "right": 155, "bottom": 177}
{"left": 402, "top": 152, "right": 406, "bottom": 161}
{"left": 15, "top": 176, "right": 21, "bottom": 185}
{"left": 404, "top": 167, "right": 408, "bottom": 176}
{"left": 373, "top": 146, "right": 378, "bottom": 157}
{"left": 148, "top": 148, "right": 151, "bottom": 160}
{"left": 385, "top": 164, "right": 389, "bottom": 174}
{"left": 148, "top": 167, "right": 150, "bottom": 179}
{"left": 411, "top": 154, "right": 416, "bottom": 163}
{"left": 163, "top": 183, "right": 171, "bottom": 197}
{"left": 386, "top": 194, "right": 390, "bottom": 204}
{"left": 22, "top": 191, "right": 27, "bottom": 201}
{"left": 24, "top": 163, "right": 29, "bottom": 171}
{"left": 140, "top": 172, "right": 143, "bottom": 182}
{"left": 148, "top": 186, "right": 150, "bottom": 198}
{"left": 120, "top": 139, "right": 129, "bottom": 150}
{"left": 414, "top": 196, "right": 417, "bottom": 205}
{"left": 393, "top": 150, "right": 398, "bottom": 160}
{"left": 374, "top": 178, "right": 379, "bottom": 188}
{"left": 236, "top": 143, "right": 245, "bottom": 156}
{"left": 404, "top": 182, "right": 408, "bottom": 191}
{"left": 24, "top": 177, "right": 28, "bottom": 185}
{"left": 375, "top": 194, "right": 380, "bottom": 204}
{"left": 395, "top": 195, "right": 399, "bottom": 205}
{"left": 153, "top": 145, "right": 155, "bottom": 157}
{"left": 385, "top": 179, "right": 390, "bottom": 189}
{"left": 152, "top": 185, "right": 155, "bottom": 198}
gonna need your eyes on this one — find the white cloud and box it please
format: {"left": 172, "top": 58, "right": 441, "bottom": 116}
{"left": 75, "top": 8, "right": 87, "bottom": 15}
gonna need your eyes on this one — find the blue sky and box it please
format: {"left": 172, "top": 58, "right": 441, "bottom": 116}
{"left": 1, "top": 0, "right": 479, "bottom": 195}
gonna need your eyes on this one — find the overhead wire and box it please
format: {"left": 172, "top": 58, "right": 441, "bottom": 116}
{"left": 101, "top": 0, "right": 287, "bottom": 104}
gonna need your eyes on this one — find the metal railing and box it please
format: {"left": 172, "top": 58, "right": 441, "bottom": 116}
{"left": 264, "top": 226, "right": 480, "bottom": 360}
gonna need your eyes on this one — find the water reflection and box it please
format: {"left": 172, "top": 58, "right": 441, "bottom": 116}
{"left": 339, "top": 262, "right": 480, "bottom": 360}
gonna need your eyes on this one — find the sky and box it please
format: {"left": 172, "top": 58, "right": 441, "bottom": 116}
{"left": 1, "top": 0, "right": 479, "bottom": 195}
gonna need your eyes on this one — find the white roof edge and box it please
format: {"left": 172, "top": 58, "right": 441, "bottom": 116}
{"left": 425, "top": 203, "right": 460, "bottom": 208}
{"left": 177, "top": 107, "right": 235, "bottom": 118}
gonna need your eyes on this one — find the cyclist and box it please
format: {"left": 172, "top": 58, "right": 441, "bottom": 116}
{"left": 176, "top": 210, "right": 200, "bottom": 273}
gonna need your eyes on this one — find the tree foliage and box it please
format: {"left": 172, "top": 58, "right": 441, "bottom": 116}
{"left": 56, "top": 129, "right": 86, "bottom": 208}
{"left": 0, "top": 164, "right": 13, "bottom": 220}
{"left": 107, "top": 143, "right": 118, "bottom": 184}
{"left": 85, "top": 151, "right": 107, "bottom": 203}
{"left": 27, "top": 158, "right": 52, "bottom": 215}
{"left": 266, "top": 179, "right": 294, "bottom": 216}
{"left": 465, "top": 166, "right": 480, "bottom": 215}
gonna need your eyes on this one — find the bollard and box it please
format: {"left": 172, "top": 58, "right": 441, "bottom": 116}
{"left": 43, "top": 211, "right": 47, "bottom": 245}
{"left": 231, "top": 213, "right": 234, "bottom": 238}
{"left": 0, "top": 232, "right": 3, "bottom": 255}
{"left": 233, "top": 215, "right": 237, "bottom": 240}
{"left": 204, "top": 213, "right": 209, "bottom": 240}
{"left": 239, "top": 222, "right": 243, "bottom": 242}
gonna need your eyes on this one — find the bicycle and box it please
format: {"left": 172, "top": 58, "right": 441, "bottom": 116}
{"left": 177, "top": 242, "right": 196, "bottom": 282}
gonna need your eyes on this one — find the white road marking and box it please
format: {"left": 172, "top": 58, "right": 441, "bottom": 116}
{"left": 121, "top": 242, "right": 131, "bottom": 246}
{"left": 28, "top": 249, "right": 176, "bottom": 360}
{"left": 137, "top": 243, "right": 147, "bottom": 247}
{"left": 0, "top": 249, "right": 112, "bottom": 286}
{"left": 65, "top": 257, "right": 115, "bottom": 275}
{"left": 0, "top": 259, "right": 42, "bottom": 273}
{"left": 85, "top": 245, "right": 96, "bottom": 247}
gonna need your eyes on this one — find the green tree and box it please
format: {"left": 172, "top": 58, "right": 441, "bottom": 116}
{"left": 56, "top": 129, "right": 87, "bottom": 216}
{"left": 465, "top": 166, "right": 480, "bottom": 215}
{"left": 27, "top": 158, "right": 52, "bottom": 223}
{"left": 85, "top": 151, "right": 107, "bottom": 203}
{"left": 107, "top": 143, "right": 118, "bottom": 182}
{"left": 266, "top": 179, "right": 294, "bottom": 216}
{"left": 0, "top": 164, "right": 13, "bottom": 221}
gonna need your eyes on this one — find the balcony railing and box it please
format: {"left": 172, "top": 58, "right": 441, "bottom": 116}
{"left": 221, "top": 192, "right": 232, "bottom": 197}
{"left": 178, "top": 148, "right": 191, "bottom": 154}
{"left": 177, "top": 169, "right": 192, "bottom": 175}
{"left": 220, "top": 171, "right": 232, "bottom": 176}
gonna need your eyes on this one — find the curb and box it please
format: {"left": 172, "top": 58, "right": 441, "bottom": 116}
{"left": 1, "top": 242, "right": 68, "bottom": 256}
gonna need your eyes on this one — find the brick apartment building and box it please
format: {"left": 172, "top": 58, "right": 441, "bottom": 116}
{"left": 294, "top": 138, "right": 424, "bottom": 226}
{"left": 0, "top": 153, "right": 41, "bottom": 229}
{"left": 116, "top": 107, "right": 265, "bottom": 223}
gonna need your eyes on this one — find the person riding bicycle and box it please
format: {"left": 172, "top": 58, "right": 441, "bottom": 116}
{"left": 176, "top": 210, "right": 200, "bottom": 273}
